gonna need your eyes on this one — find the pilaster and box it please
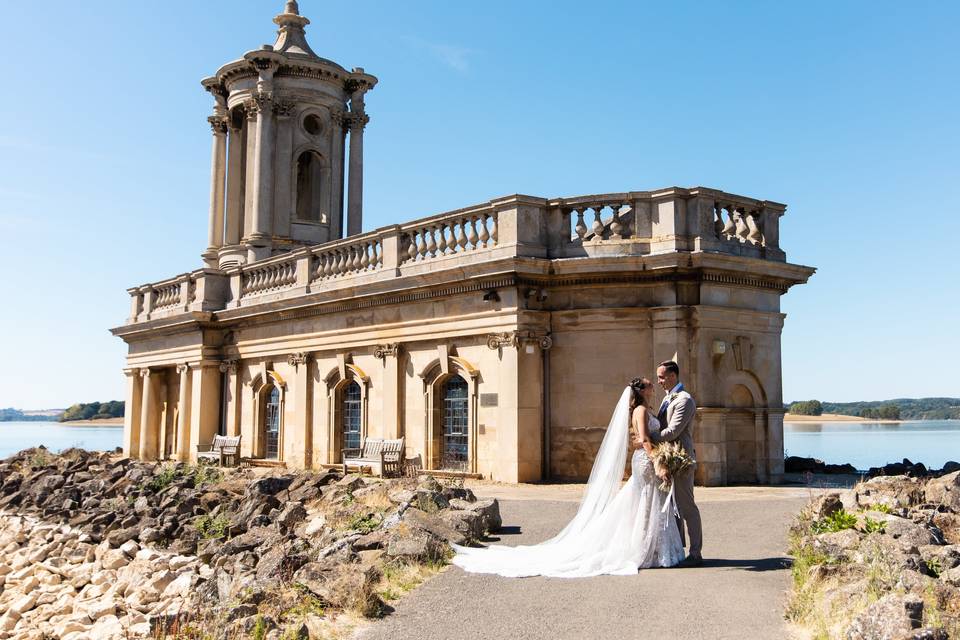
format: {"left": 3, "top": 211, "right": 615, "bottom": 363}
{"left": 123, "top": 368, "right": 142, "bottom": 458}
{"left": 374, "top": 344, "right": 401, "bottom": 439}
{"left": 188, "top": 363, "right": 222, "bottom": 463}
{"left": 287, "top": 352, "right": 313, "bottom": 468}
{"left": 175, "top": 364, "right": 192, "bottom": 461}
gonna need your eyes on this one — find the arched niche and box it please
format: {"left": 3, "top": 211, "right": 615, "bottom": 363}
{"left": 293, "top": 146, "right": 330, "bottom": 225}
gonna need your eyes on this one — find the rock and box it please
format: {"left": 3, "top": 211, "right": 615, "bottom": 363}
{"left": 882, "top": 516, "right": 938, "bottom": 549}
{"left": 438, "top": 510, "right": 484, "bottom": 542}
{"left": 277, "top": 502, "right": 307, "bottom": 530}
{"left": 823, "top": 463, "right": 857, "bottom": 474}
{"left": 942, "top": 461, "right": 960, "bottom": 474}
{"left": 919, "top": 545, "right": 960, "bottom": 574}
{"left": 414, "top": 490, "right": 449, "bottom": 513}
{"left": 386, "top": 532, "right": 446, "bottom": 563}
{"left": 442, "top": 486, "right": 477, "bottom": 502}
{"left": 353, "top": 529, "right": 391, "bottom": 551}
{"left": 302, "top": 564, "right": 383, "bottom": 616}
{"left": 941, "top": 566, "right": 960, "bottom": 587}
{"left": 220, "top": 527, "right": 274, "bottom": 556}
{"left": 119, "top": 539, "right": 139, "bottom": 558}
{"left": 932, "top": 512, "right": 960, "bottom": 545}
{"left": 388, "top": 489, "right": 416, "bottom": 505}
{"left": 100, "top": 549, "right": 129, "bottom": 570}
{"left": 402, "top": 507, "right": 468, "bottom": 545}
{"left": 227, "top": 603, "right": 258, "bottom": 622}
{"left": 304, "top": 514, "right": 327, "bottom": 536}
{"left": 417, "top": 475, "right": 443, "bottom": 492}
{"left": 105, "top": 527, "right": 138, "bottom": 548}
{"left": 248, "top": 476, "right": 294, "bottom": 498}
{"left": 808, "top": 493, "right": 844, "bottom": 519}
{"left": 293, "top": 562, "right": 332, "bottom": 596}
{"left": 470, "top": 498, "right": 502, "bottom": 533}
{"left": 256, "top": 543, "right": 308, "bottom": 582}
{"left": 845, "top": 592, "right": 923, "bottom": 640}
{"left": 925, "top": 471, "right": 960, "bottom": 511}
{"left": 856, "top": 476, "right": 924, "bottom": 510}
{"left": 812, "top": 529, "right": 862, "bottom": 559}
{"left": 785, "top": 456, "right": 825, "bottom": 473}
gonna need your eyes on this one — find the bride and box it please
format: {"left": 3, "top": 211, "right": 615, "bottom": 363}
{"left": 451, "top": 377, "right": 685, "bottom": 577}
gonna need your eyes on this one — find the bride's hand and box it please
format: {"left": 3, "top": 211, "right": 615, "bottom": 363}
{"left": 657, "top": 468, "right": 670, "bottom": 482}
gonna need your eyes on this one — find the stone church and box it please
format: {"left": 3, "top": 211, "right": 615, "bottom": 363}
{"left": 112, "top": 2, "right": 815, "bottom": 485}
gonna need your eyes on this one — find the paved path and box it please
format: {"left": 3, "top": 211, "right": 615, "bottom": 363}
{"left": 357, "top": 485, "right": 811, "bottom": 640}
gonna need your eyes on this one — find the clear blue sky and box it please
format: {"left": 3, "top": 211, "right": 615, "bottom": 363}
{"left": 1, "top": 1, "right": 957, "bottom": 409}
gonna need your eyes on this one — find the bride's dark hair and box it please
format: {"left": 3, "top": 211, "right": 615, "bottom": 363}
{"left": 628, "top": 377, "right": 651, "bottom": 411}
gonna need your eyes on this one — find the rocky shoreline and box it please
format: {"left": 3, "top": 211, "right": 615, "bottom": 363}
{"left": 786, "top": 456, "right": 960, "bottom": 478}
{"left": 788, "top": 472, "right": 960, "bottom": 639}
{"left": 0, "top": 447, "right": 501, "bottom": 639}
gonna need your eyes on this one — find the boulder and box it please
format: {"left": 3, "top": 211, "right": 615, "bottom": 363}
{"left": 353, "top": 529, "right": 391, "bottom": 551}
{"left": 402, "top": 507, "right": 467, "bottom": 545}
{"left": 414, "top": 490, "right": 449, "bottom": 513}
{"left": 925, "top": 471, "right": 960, "bottom": 511}
{"left": 220, "top": 527, "right": 275, "bottom": 556}
{"left": 247, "top": 476, "right": 294, "bottom": 498}
{"left": 845, "top": 592, "right": 923, "bottom": 640}
{"left": 942, "top": 461, "right": 960, "bottom": 474}
{"left": 785, "top": 456, "right": 825, "bottom": 473}
{"left": 855, "top": 476, "right": 924, "bottom": 510}
{"left": 276, "top": 502, "right": 307, "bottom": 530}
{"left": 809, "top": 493, "right": 843, "bottom": 519}
{"left": 918, "top": 545, "right": 960, "bottom": 574}
{"left": 385, "top": 532, "right": 446, "bottom": 563}
{"left": 812, "top": 529, "right": 862, "bottom": 559}
{"left": 940, "top": 566, "right": 960, "bottom": 587}
{"left": 438, "top": 509, "right": 484, "bottom": 542}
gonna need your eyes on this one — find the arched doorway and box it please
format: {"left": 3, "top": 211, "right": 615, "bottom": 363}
{"left": 441, "top": 375, "right": 469, "bottom": 470}
{"left": 264, "top": 385, "right": 281, "bottom": 460}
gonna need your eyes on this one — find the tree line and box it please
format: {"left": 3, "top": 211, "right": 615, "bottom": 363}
{"left": 787, "top": 397, "right": 960, "bottom": 420}
{"left": 59, "top": 401, "right": 125, "bottom": 422}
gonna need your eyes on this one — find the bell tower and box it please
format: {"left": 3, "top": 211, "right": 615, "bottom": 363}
{"left": 200, "top": 1, "right": 377, "bottom": 268}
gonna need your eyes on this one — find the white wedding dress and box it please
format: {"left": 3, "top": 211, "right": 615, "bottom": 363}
{"left": 452, "top": 388, "right": 685, "bottom": 577}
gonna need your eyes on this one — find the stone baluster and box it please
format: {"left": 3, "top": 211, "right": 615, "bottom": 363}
{"left": 406, "top": 233, "right": 418, "bottom": 262}
{"left": 427, "top": 226, "right": 439, "bottom": 257}
{"left": 734, "top": 208, "right": 749, "bottom": 241}
{"left": 610, "top": 205, "right": 624, "bottom": 239}
{"left": 478, "top": 214, "right": 490, "bottom": 248}
{"left": 455, "top": 221, "right": 467, "bottom": 253}
{"left": 466, "top": 217, "right": 479, "bottom": 249}
{"left": 591, "top": 206, "right": 604, "bottom": 240}
{"left": 490, "top": 213, "right": 499, "bottom": 246}
{"left": 437, "top": 224, "right": 448, "bottom": 255}
{"left": 574, "top": 209, "right": 587, "bottom": 241}
{"left": 721, "top": 204, "right": 737, "bottom": 238}
{"left": 746, "top": 210, "right": 763, "bottom": 245}
{"left": 713, "top": 203, "right": 724, "bottom": 238}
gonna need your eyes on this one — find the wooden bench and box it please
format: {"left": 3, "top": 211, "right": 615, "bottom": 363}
{"left": 196, "top": 435, "right": 242, "bottom": 466}
{"left": 342, "top": 437, "right": 404, "bottom": 477}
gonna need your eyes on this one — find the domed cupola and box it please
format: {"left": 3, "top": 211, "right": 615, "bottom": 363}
{"left": 200, "top": 1, "right": 377, "bottom": 268}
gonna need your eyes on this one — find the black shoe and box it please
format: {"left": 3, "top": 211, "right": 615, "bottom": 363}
{"left": 676, "top": 555, "right": 703, "bottom": 568}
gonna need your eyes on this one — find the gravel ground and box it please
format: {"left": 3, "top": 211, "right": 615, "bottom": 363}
{"left": 357, "top": 488, "right": 808, "bottom": 640}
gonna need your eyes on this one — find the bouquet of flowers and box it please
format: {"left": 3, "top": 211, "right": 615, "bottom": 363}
{"left": 651, "top": 441, "right": 694, "bottom": 492}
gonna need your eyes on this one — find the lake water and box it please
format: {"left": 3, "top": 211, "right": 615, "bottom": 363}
{"left": 0, "top": 421, "right": 123, "bottom": 459}
{"left": 784, "top": 420, "right": 960, "bottom": 471}
{"left": 2, "top": 420, "right": 958, "bottom": 472}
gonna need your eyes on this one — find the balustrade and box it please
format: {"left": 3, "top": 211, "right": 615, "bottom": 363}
{"left": 240, "top": 258, "right": 297, "bottom": 297}
{"left": 125, "top": 187, "right": 788, "bottom": 324}
{"left": 401, "top": 210, "right": 498, "bottom": 263}
{"left": 311, "top": 237, "right": 382, "bottom": 281}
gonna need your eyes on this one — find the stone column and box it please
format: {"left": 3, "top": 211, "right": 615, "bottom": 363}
{"left": 176, "top": 364, "right": 192, "bottom": 461}
{"left": 138, "top": 369, "right": 156, "bottom": 461}
{"left": 188, "top": 363, "right": 222, "bottom": 463}
{"left": 330, "top": 110, "right": 346, "bottom": 240}
{"left": 123, "top": 368, "right": 142, "bottom": 458}
{"left": 203, "top": 116, "right": 228, "bottom": 267}
{"left": 247, "top": 93, "right": 276, "bottom": 262}
{"left": 346, "top": 111, "right": 368, "bottom": 237}
{"left": 224, "top": 119, "right": 245, "bottom": 246}
{"left": 242, "top": 107, "right": 258, "bottom": 240}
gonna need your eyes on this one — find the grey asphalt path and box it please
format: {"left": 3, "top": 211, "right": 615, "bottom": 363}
{"left": 356, "top": 487, "right": 809, "bottom": 640}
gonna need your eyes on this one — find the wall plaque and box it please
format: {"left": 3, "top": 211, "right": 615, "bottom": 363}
{"left": 480, "top": 393, "right": 499, "bottom": 407}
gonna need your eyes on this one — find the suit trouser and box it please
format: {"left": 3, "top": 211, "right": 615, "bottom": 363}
{"left": 673, "top": 466, "right": 702, "bottom": 557}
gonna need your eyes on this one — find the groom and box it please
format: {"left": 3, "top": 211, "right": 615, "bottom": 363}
{"left": 653, "top": 360, "right": 703, "bottom": 567}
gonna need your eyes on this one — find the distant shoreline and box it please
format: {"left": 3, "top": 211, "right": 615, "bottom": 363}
{"left": 56, "top": 417, "right": 124, "bottom": 427}
{"left": 784, "top": 412, "right": 906, "bottom": 423}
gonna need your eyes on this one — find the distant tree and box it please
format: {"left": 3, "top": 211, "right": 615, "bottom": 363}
{"left": 59, "top": 401, "right": 124, "bottom": 421}
{"left": 790, "top": 400, "right": 823, "bottom": 416}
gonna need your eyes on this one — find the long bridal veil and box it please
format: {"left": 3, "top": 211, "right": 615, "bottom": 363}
{"left": 452, "top": 387, "right": 674, "bottom": 578}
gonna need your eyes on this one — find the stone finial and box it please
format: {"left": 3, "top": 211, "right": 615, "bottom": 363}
{"left": 272, "top": 1, "right": 318, "bottom": 58}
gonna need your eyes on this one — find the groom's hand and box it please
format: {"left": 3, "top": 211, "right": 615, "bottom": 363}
{"left": 657, "top": 468, "right": 670, "bottom": 482}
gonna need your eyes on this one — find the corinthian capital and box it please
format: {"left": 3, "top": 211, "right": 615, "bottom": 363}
{"left": 207, "top": 115, "right": 228, "bottom": 134}
{"left": 219, "top": 358, "right": 238, "bottom": 374}
{"left": 348, "top": 112, "right": 370, "bottom": 132}
{"left": 273, "top": 100, "right": 296, "bottom": 117}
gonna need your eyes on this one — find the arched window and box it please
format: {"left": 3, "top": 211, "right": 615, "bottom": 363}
{"left": 441, "top": 375, "right": 469, "bottom": 470}
{"left": 295, "top": 151, "right": 325, "bottom": 223}
{"left": 342, "top": 380, "right": 362, "bottom": 451}
{"left": 264, "top": 385, "right": 281, "bottom": 460}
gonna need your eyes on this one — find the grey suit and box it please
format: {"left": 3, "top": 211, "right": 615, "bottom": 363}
{"left": 651, "top": 388, "right": 703, "bottom": 558}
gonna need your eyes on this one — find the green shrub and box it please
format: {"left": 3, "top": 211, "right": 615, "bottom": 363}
{"left": 195, "top": 513, "right": 230, "bottom": 540}
{"left": 144, "top": 464, "right": 181, "bottom": 493}
{"left": 348, "top": 512, "right": 381, "bottom": 534}
{"left": 862, "top": 517, "right": 887, "bottom": 534}
{"left": 193, "top": 463, "right": 223, "bottom": 487}
{"left": 811, "top": 509, "right": 857, "bottom": 534}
